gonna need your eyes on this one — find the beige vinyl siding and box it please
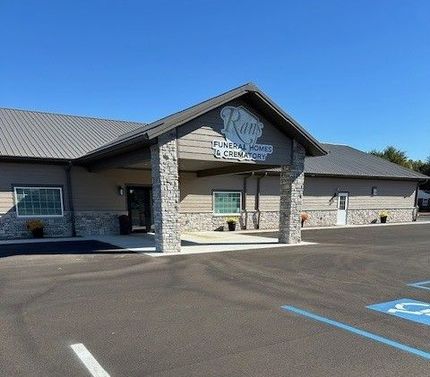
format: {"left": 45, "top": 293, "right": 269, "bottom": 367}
{"left": 179, "top": 172, "right": 245, "bottom": 213}
{"left": 71, "top": 167, "right": 151, "bottom": 211}
{"left": 0, "top": 162, "right": 418, "bottom": 220}
{"left": 258, "top": 176, "right": 281, "bottom": 211}
{"left": 0, "top": 162, "right": 68, "bottom": 215}
{"left": 303, "top": 177, "right": 416, "bottom": 210}
{"left": 179, "top": 174, "right": 279, "bottom": 213}
{"left": 179, "top": 175, "right": 417, "bottom": 215}
{"left": 245, "top": 177, "right": 257, "bottom": 211}
{"left": 177, "top": 98, "right": 292, "bottom": 166}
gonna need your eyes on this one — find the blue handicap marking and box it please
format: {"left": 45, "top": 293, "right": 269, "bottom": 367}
{"left": 367, "top": 298, "right": 430, "bottom": 326}
{"left": 408, "top": 280, "right": 430, "bottom": 291}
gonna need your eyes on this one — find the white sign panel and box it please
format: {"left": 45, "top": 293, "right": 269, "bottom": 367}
{"left": 212, "top": 106, "right": 273, "bottom": 162}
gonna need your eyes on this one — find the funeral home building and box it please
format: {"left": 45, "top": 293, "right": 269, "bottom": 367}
{"left": 0, "top": 83, "right": 427, "bottom": 252}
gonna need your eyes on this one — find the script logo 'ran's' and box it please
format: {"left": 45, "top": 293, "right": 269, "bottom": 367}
{"left": 220, "top": 106, "right": 263, "bottom": 146}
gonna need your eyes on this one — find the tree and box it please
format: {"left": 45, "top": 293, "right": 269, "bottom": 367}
{"left": 421, "top": 156, "right": 430, "bottom": 176}
{"left": 370, "top": 146, "right": 412, "bottom": 169}
{"left": 370, "top": 147, "right": 430, "bottom": 179}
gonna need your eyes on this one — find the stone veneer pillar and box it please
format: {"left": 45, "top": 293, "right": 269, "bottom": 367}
{"left": 150, "top": 130, "right": 181, "bottom": 253}
{"left": 279, "top": 140, "right": 306, "bottom": 244}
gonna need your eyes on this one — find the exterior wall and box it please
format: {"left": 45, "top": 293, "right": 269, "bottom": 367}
{"left": 71, "top": 167, "right": 152, "bottom": 236}
{"left": 0, "top": 162, "right": 152, "bottom": 239}
{"left": 0, "top": 161, "right": 420, "bottom": 239}
{"left": 179, "top": 172, "right": 281, "bottom": 231}
{"left": 302, "top": 176, "right": 417, "bottom": 226}
{"left": 179, "top": 174, "right": 418, "bottom": 231}
{"left": 177, "top": 98, "right": 292, "bottom": 166}
{"left": 179, "top": 211, "right": 279, "bottom": 232}
{"left": 0, "top": 211, "right": 73, "bottom": 240}
{"left": 0, "top": 162, "right": 73, "bottom": 239}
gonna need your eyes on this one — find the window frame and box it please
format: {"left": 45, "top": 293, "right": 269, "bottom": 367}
{"left": 336, "top": 192, "right": 349, "bottom": 211}
{"left": 212, "top": 190, "right": 242, "bottom": 216}
{"left": 13, "top": 186, "right": 65, "bottom": 218}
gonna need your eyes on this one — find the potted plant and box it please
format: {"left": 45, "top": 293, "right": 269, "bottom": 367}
{"left": 301, "top": 212, "right": 310, "bottom": 227}
{"left": 226, "top": 216, "right": 239, "bottom": 231}
{"left": 379, "top": 210, "right": 389, "bottom": 223}
{"left": 26, "top": 219, "right": 44, "bottom": 238}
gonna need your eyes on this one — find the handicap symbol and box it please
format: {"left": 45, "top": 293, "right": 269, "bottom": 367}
{"left": 387, "top": 302, "right": 430, "bottom": 316}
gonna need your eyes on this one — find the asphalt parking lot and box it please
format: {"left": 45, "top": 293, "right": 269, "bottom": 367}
{"left": 1, "top": 224, "right": 430, "bottom": 377}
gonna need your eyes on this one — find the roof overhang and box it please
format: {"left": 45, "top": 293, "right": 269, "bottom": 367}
{"left": 0, "top": 155, "right": 71, "bottom": 165}
{"left": 263, "top": 170, "right": 428, "bottom": 182}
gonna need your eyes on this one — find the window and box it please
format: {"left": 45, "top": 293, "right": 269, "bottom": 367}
{"left": 14, "top": 187, "right": 64, "bottom": 217}
{"left": 213, "top": 191, "right": 242, "bottom": 215}
{"left": 338, "top": 196, "right": 346, "bottom": 210}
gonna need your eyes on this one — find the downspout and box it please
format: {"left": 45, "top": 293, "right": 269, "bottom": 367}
{"left": 255, "top": 172, "right": 268, "bottom": 229}
{"left": 242, "top": 172, "right": 254, "bottom": 229}
{"left": 65, "top": 162, "right": 76, "bottom": 237}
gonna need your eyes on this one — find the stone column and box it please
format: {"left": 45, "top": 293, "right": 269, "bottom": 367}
{"left": 279, "top": 140, "right": 305, "bottom": 244}
{"left": 150, "top": 130, "right": 181, "bottom": 253}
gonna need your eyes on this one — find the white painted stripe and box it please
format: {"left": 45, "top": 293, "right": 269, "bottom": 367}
{"left": 70, "top": 343, "right": 110, "bottom": 377}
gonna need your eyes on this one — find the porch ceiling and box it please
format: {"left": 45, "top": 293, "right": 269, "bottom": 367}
{"left": 125, "top": 158, "right": 277, "bottom": 177}
{"left": 178, "top": 158, "right": 277, "bottom": 177}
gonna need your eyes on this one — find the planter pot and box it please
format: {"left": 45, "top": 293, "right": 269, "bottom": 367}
{"left": 31, "top": 228, "right": 44, "bottom": 238}
{"left": 380, "top": 216, "right": 387, "bottom": 224}
{"left": 118, "top": 215, "right": 131, "bottom": 235}
{"left": 227, "top": 222, "right": 236, "bottom": 231}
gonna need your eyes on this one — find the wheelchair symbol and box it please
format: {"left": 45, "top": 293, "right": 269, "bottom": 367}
{"left": 388, "top": 302, "right": 430, "bottom": 316}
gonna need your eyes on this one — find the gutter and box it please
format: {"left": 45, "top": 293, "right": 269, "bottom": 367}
{"left": 0, "top": 156, "right": 71, "bottom": 165}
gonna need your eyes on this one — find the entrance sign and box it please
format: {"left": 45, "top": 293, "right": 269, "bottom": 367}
{"left": 212, "top": 106, "right": 274, "bottom": 161}
{"left": 367, "top": 298, "right": 430, "bottom": 326}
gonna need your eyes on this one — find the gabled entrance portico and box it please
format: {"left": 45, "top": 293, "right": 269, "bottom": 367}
{"left": 78, "top": 83, "right": 326, "bottom": 253}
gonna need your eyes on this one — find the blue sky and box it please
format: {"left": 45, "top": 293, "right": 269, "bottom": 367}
{"left": 1, "top": 0, "right": 429, "bottom": 160}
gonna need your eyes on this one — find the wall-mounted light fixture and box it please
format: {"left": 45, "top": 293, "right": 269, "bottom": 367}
{"left": 371, "top": 186, "right": 378, "bottom": 196}
{"left": 118, "top": 186, "right": 125, "bottom": 196}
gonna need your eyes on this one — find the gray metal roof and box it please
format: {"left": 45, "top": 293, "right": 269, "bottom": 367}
{"left": 81, "top": 83, "right": 327, "bottom": 161}
{"left": 2, "top": 99, "right": 425, "bottom": 182}
{"left": 302, "top": 143, "right": 428, "bottom": 181}
{"left": 0, "top": 108, "right": 145, "bottom": 160}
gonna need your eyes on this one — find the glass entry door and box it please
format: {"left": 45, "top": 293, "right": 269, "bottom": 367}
{"left": 127, "top": 186, "right": 153, "bottom": 232}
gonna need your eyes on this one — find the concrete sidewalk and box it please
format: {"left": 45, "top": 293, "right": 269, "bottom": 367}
{"left": 1, "top": 220, "right": 427, "bottom": 255}
{"left": 0, "top": 231, "right": 316, "bottom": 256}
{"left": 91, "top": 232, "right": 316, "bottom": 257}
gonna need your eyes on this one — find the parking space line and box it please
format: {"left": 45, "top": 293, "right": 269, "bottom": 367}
{"left": 408, "top": 280, "right": 430, "bottom": 291}
{"left": 71, "top": 343, "right": 110, "bottom": 377}
{"left": 281, "top": 305, "right": 430, "bottom": 361}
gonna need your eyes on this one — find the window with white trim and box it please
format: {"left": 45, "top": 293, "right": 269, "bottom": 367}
{"left": 14, "top": 187, "right": 64, "bottom": 217}
{"left": 213, "top": 191, "right": 242, "bottom": 215}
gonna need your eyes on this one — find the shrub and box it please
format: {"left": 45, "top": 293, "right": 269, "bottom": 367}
{"left": 301, "top": 212, "right": 310, "bottom": 227}
{"left": 225, "top": 216, "right": 239, "bottom": 224}
{"left": 26, "top": 219, "right": 44, "bottom": 231}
